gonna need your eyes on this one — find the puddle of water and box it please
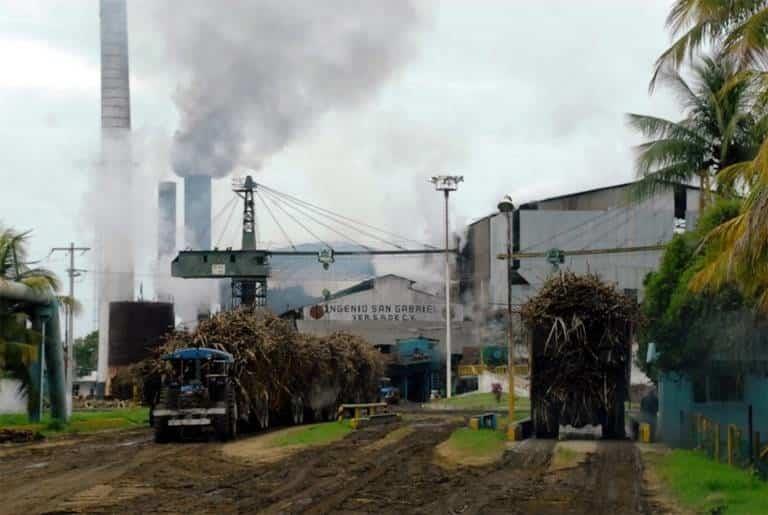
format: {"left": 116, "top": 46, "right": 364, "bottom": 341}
{"left": 26, "top": 462, "right": 49, "bottom": 469}
{"left": 116, "top": 439, "right": 143, "bottom": 447}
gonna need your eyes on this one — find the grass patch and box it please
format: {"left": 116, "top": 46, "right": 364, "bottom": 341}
{"left": 653, "top": 450, "right": 768, "bottom": 514}
{"left": 436, "top": 425, "right": 508, "bottom": 467}
{"left": 429, "top": 392, "right": 529, "bottom": 417}
{"left": 0, "top": 407, "right": 149, "bottom": 437}
{"left": 448, "top": 427, "right": 506, "bottom": 455}
{"left": 271, "top": 421, "right": 351, "bottom": 448}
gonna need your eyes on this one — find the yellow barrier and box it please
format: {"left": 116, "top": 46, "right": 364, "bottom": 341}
{"left": 468, "top": 417, "right": 479, "bottom": 430}
{"left": 639, "top": 423, "right": 652, "bottom": 443}
{"left": 457, "top": 364, "right": 530, "bottom": 378}
{"left": 728, "top": 425, "right": 739, "bottom": 466}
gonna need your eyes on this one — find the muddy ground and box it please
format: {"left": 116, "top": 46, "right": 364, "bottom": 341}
{"left": 0, "top": 414, "right": 671, "bottom": 514}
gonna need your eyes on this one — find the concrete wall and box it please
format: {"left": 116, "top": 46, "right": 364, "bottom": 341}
{"left": 302, "top": 276, "right": 462, "bottom": 323}
{"left": 0, "top": 379, "right": 27, "bottom": 414}
{"left": 658, "top": 372, "right": 768, "bottom": 447}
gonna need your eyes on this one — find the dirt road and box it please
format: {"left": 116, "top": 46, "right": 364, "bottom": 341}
{"left": 0, "top": 415, "right": 669, "bottom": 514}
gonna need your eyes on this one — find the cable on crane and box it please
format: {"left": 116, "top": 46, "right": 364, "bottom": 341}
{"left": 262, "top": 187, "right": 408, "bottom": 251}
{"left": 259, "top": 184, "right": 439, "bottom": 250}
{"left": 259, "top": 188, "right": 373, "bottom": 251}
{"left": 256, "top": 190, "right": 297, "bottom": 251}
{"left": 215, "top": 196, "right": 240, "bottom": 248}
{"left": 258, "top": 189, "right": 334, "bottom": 250}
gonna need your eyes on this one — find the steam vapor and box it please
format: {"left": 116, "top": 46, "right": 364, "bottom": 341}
{"left": 153, "top": 0, "right": 424, "bottom": 178}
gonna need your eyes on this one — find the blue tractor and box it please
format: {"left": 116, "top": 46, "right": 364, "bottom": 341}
{"left": 150, "top": 348, "right": 238, "bottom": 443}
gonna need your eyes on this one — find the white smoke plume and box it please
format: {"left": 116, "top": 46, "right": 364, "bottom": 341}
{"left": 150, "top": 0, "right": 425, "bottom": 178}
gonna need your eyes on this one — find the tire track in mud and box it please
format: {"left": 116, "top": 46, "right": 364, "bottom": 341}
{"left": 0, "top": 416, "right": 670, "bottom": 514}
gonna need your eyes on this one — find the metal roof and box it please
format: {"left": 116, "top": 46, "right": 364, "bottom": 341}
{"left": 161, "top": 347, "right": 234, "bottom": 362}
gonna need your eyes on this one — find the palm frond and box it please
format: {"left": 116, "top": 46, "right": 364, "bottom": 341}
{"left": 626, "top": 113, "right": 706, "bottom": 142}
{"left": 651, "top": 23, "right": 711, "bottom": 91}
{"left": 724, "top": 7, "right": 768, "bottom": 68}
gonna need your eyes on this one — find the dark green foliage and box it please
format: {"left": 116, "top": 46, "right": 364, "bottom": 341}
{"left": 74, "top": 331, "right": 98, "bottom": 377}
{"left": 639, "top": 199, "right": 758, "bottom": 379}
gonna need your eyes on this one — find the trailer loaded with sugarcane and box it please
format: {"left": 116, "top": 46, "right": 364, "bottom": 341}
{"left": 143, "top": 309, "right": 383, "bottom": 442}
{"left": 522, "top": 273, "right": 639, "bottom": 439}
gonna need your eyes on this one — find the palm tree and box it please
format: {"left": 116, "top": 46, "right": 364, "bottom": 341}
{"left": 0, "top": 225, "right": 60, "bottom": 405}
{"left": 629, "top": 55, "right": 767, "bottom": 209}
{"left": 652, "top": 1, "right": 768, "bottom": 87}
{"left": 649, "top": 2, "right": 768, "bottom": 311}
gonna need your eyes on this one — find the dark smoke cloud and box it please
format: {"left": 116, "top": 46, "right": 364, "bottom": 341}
{"left": 155, "top": 1, "right": 424, "bottom": 178}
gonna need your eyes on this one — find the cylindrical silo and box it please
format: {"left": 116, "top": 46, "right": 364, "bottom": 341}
{"left": 184, "top": 175, "right": 212, "bottom": 249}
{"left": 107, "top": 301, "right": 175, "bottom": 368}
{"left": 158, "top": 181, "right": 177, "bottom": 258}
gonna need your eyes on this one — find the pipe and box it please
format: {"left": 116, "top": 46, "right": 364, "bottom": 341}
{"left": 1, "top": 281, "right": 68, "bottom": 421}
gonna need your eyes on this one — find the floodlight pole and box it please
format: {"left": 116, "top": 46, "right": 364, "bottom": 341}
{"left": 431, "top": 175, "right": 463, "bottom": 398}
{"left": 498, "top": 195, "right": 515, "bottom": 426}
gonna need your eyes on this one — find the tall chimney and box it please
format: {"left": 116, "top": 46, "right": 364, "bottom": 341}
{"left": 97, "top": 0, "right": 134, "bottom": 388}
{"left": 158, "top": 181, "right": 177, "bottom": 257}
{"left": 184, "top": 176, "right": 212, "bottom": 249}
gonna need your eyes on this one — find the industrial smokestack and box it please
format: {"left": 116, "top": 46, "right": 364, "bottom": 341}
{"left": 158, "top": 181, "right": 177, "bottom": 257}
{"left": 97, "top": 0, "right": 135, "bottom": 387}
{"left": 100, "top": 0, "right": 131, "bottom": 131}
{"left": 184, "top": 175, "right": 212, "bottom": 250}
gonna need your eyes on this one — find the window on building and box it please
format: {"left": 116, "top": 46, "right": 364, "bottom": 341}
{"left": 692, "top": 372, "right": 744, "bottom": 403}
{"left": 693, "top": 376, "right": 707, "bottom": 403}
{"left": 708, "top": 372, "right": 744, "bottom": 402}
{"left": 674, "top": 185, "right": 687, "bottom": 219}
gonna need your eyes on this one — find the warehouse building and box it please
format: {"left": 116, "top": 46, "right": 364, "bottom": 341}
{"left": 460, "top": 181, "right": 701, "bottom": 343}
{"left": 294, "top": 274, "right": 469, "bottom": 346}
{"left": 457, "top": 181, "right": 702, "bottom": 390}
{"left": 292, "top": 274, "right": 473, "bottom": 394}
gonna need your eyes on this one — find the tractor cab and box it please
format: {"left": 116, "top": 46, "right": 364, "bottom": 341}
{"left": 152, "top": 347, "right": 238, "bottom": 442}
{"left": 162, "top": 347, "right": 233, "bottom": 393}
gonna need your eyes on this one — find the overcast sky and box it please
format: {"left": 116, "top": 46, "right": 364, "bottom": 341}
{"left": 0, "top": 0, "right": 680, "bottom": 334}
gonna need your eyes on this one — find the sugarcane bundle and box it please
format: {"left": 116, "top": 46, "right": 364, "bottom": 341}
{"left": 522, "top": 272, "right": 640, "bottom": 438}
{"left": 141, "top": 308, "right": 382, "bottom": 423}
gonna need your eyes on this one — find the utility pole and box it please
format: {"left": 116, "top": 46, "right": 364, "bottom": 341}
{"left": 430, "top": 175, "right": 463, "bottom": 399}
{"left": 497, "top": 195, "right": 516, "bottom": 428}
{"left": 51, "top": 242, "right": 90, "bottom": 416}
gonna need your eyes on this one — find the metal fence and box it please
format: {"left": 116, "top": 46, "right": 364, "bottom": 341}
{"left": 686, "top": 413, "right": 768, "bottom": 478}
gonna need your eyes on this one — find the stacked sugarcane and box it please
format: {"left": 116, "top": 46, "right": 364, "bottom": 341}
{"left": 522, "top": 272, "right": 640, "bottom": 438}
{"left": 140, "top": 308, "right": 383, "bottom": 425}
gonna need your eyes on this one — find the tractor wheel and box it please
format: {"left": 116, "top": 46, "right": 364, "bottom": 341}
{"left": 602, "top": 401, "right": 626, "bottom": 439}
{"left": 291, "top": 397, "right": 305, "bottom": 425}
{"left": 256, "top": 408, "right": 270, "bottom": 430}
{"left": 154, "top": 419, "right": 173, "bottom": 443}
{"left": 533, "top": 401, "right": 559, "bottom": 439}
{"left": 215, "top": 389, "right": 238, "bottom": 442}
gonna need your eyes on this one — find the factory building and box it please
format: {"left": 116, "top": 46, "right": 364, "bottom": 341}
{"left": 462, "top": 181, "right": 700, "bottom": 312}
{"left": 460, "top": 181, "right": 701, "bottom": 375}
{"left": 292, "top": 274, "right": 473, "bottom": 394}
